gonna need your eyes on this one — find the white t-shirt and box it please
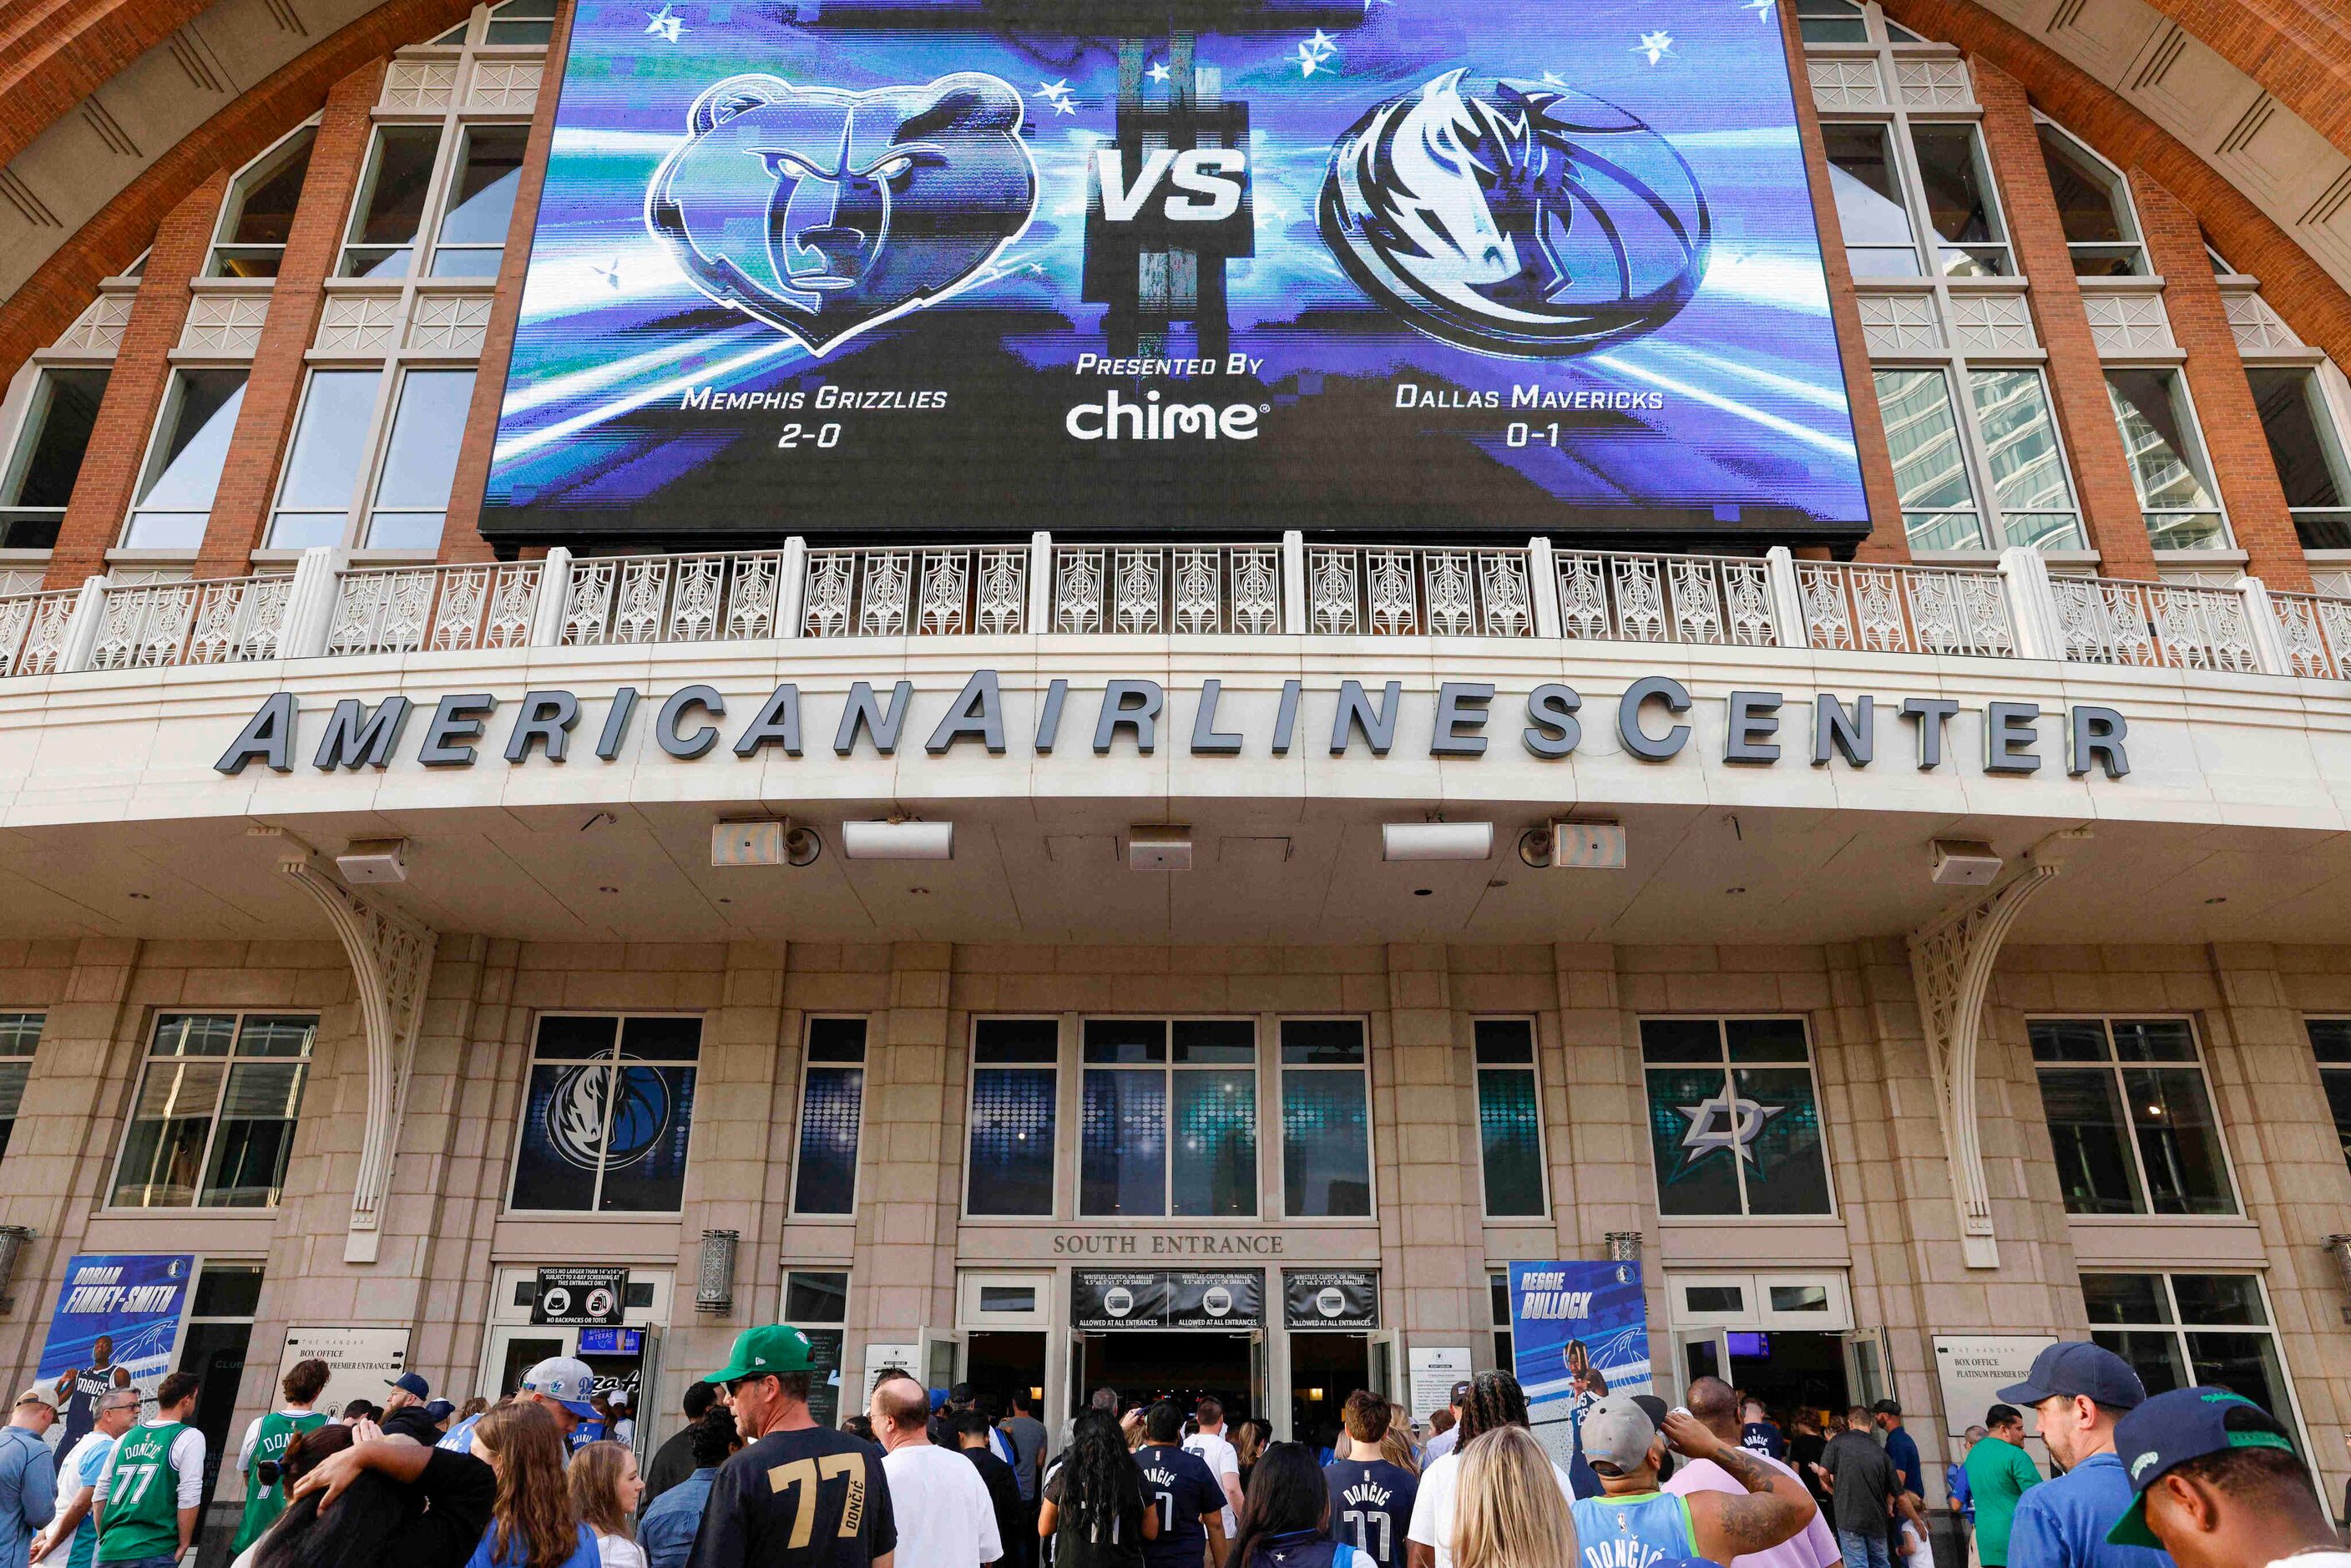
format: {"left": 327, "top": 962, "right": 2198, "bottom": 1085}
{"left": 94, "top": 1421, "right": 206, "bottom": 1509}
{"left": 1406, "top": 1449, "right": 1576, "bottom": 1568}
{"left": 595, "top": 1528, "right": 650, "bottom": 1568}
{"left": 1183, "top": 1429, "right": 1242, "bottom": 1537}
{"left": 48, "top": 1429, "right": 116, "bottom": 1567}
{"left": 610, "top": 1416, "right": 637, "bottom": 1449}
{"left": 2266, "top": 1557, "right": 2351, "bottom": 1567}
{"left": 881, "top": 1440, "right": 1004, "bottom": 1568}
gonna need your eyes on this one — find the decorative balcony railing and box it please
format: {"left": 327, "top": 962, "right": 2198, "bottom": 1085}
{"left": 11, "top": 537, "right": 2351, "bottom": 689}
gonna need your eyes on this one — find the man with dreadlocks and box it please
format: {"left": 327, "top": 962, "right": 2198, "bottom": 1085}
{"left": 1039, "top": 1409, "right": 1159, "bottom": 1568}
{"left": 1403, "top": 1372, "right": 1573, "bottom": 1568}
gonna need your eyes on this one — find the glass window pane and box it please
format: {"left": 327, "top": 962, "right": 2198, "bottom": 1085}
{"left": 1727, "top": 1018, "right": 1810, "bottom": 1063}
{"left": 2171, "top": 1275, "right": 2266, "bottom": 1327}
{"left": 1280, "top": 1019, "right": 1364, "bottom": 1065}
{"left": 2082, "top": 1272, "right": 2170, "bottom": 1324}
{"left": 2040, "top": 1068, "right": 2146, "bottom": 1214}
{"left": 0, "top": 1060, "right": 29, "bottom": 1160}
{"left": 2110, "top": 1019, "right": 2196, "bottom": 1063}
{"left": 2323, "top": 1071, "right": 2351, "bottom": 1173}
{"left": 806, "top": 1018, "right": 866, "bottom": 1063}
{"left": 511, "top": 1061, "right": 605, "bottom": 1211}
{"left": 432, "top": 124, "right": 528, "bottom": 271}
{"left": 1909, "top": 124, "right": 2007, "bottom": 275}
{"left": 1969, "top": 370, "right": 2083, "bottom": 549}
{"left": 1474, "top": 1019, "right": 1535, "bottom": 1065}
{"left": 200, "top": 1062, "right": 306, "bottom": 1206}
{"left": 342, "top": 125, "right": 442, "bottom": 277}
{"left": 274, "top": 370, "right": 381, "bottom": 521}
{"left": 1084, "top": 1019, "right": 1165, "bottom": 1065}
{"left": 1490, "top": 1274, "right": 1511, "bottom": 1326}
{"left": 1478, "top": 1067, "right": 1546, "bottom": 1216}
{"left": 2121, "top": 1068, "right": 2235, "bottom": 1215}
{"left": 0, "top": 1014, "right": 41, "bottom": 1055}
{"left": 1080, "top": 1068, "right": 1165, "bottom": 1216}
{"left": 1170, "top": 1070, "right": 1255, "bottom": 1217}
{"left": 155, "top": 1014, "right": 238, "bottom": 1058}
{"left": 236, "top": 1017, "right": 316, "bottom": 1059}
{"left": 785, "top": 1272, "right": 849, "bottom": 1323}
{"left": 114, "top": 1060, "right": 227, "bottom": 1206}
{"left": 192, "top": 1262, "right": 265, "bottom": 1318}
{"left": 619, "top": 1014, "right": 701, "bottom": 1062}
{"left": 128, "top": 371, "right": 248, "bottom": 548}
{"left": 1646, "top": 1067, "right": 1742, "bottom": 1216}
{"left": 1732, "top": 1068, "right": 1833, "bottom": 1215}
{"left": 1873, "top": 369, "right": 1984, "bottom": 553}
{"left": 595, "top": 1062, "right": 695, "bottom": 1211}
{"left": 793, "top": 1065, "right": 863, "bottom": 1214}
{"left": 5, "top": 367, "right": 110, "bottom": 508}
{"left": 2110, "top": 368, "right": 2227, "bottom": 549}
{"left": 1769, "top": 1285, "right": 1830, "bottom": 1313}
{"left": 213, "top": 127, "right": 316, "bottom": 276}
{"left": 968, "top": 1066, "right": 1057, "bottom": 1215}
{"left": 975, "top": 1018, "right": 1057, "bottom": 1064}
{"left": 1683, "top": 1285, "right": 1744, "bottom": 1313}
{"left": 2037, "top": 125, "right": 2140, "bottom": 255}
{"left": 2247, "top": 368, "right": 2348, "bottom": 508}
{"left": 1282, "top": 1068, "right": 1370, "bottom": 1217}
{"left": 1796, "top": 0, "right": 1869, "bottom": 44}
{"left": 2030, "top": 1019, "right": 2111, "bottom": 1063}
{"left": 538, "top": 1015, "right": 618, "bottom": 1060}
{"left": 2092, "top": 1328, "right": 2188, "bottom": 1396}
{"left": 1171, "top": 1019, "right": 1255, "bottom": 1065}
{"left": 1823, "top": 125, "right": 1919, "bottom": 276}
{"left": 1640, "top": 1018, "right": 1722, "bottom": 1065}
{"left": 484, "top": 0, "right": 557, "bottom": 43}
{"left": 2184, "top": 1332, "right": 2289, "bottom": 1431}
{"left": 367, "top": 369, "right": 474, "bottom": 549}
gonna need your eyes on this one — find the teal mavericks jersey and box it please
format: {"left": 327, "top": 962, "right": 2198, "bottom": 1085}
{"left": 1571, "top": 1491, "right": 1696, "bottom": 1568}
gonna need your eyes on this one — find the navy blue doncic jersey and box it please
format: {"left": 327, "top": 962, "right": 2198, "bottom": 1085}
{"left": 1136, "top": 1442, "right": 1226, "bottom": 1568}
{"left": 1326, "top": 1458, "right": 1419, "bottom": 1568}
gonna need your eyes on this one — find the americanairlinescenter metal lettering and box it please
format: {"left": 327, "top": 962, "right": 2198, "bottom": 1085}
{"left": 213, "top": 675, "right": 2131, "bottom": 779}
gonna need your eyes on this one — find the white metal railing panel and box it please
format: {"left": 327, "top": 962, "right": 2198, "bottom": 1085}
{"left": 1797, "top": 561, "right": 2014, "bottom": 656}
{"left": 331, "top": 562, "right": 543, "bottom": 655}
{"left": 1306, "top": 544, "right": 1531, "bottom": 637}
{"left": 563, "top": 554, "right": 783, "bottom": 646}
{"left": 802, "top": 545, "right": 1028, "bottom": 639}
{"left": 1051, "top": 544, "right": 1282, "bottom": 635}
{"left": 2265, "top": 590, "right": 2351, "bottom": 680}
{"left": 0, "top": 588, "right": 82, "bottom": 677}
{"left": 86, "top": 576, "right": 296, "bottom": 670}
{"left": 1555, "top": 551, "right": 1777, "bottom": 647}
{"left": 2051, "top": 575, "right": 2260, "bottom": 673}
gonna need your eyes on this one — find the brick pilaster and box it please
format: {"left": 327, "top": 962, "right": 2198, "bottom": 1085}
{"left": 1779, "top": 0, "right": 1910, "bottom": 561}
{"left": 194, "top": 61, "right": 388, "bottom": 578}
{"left": 1971, "top": 59, "right": 2158, "bottom": 578}
{"left": 42, "top": 175, "right": 229, "bottom": 588}
{"left": 440, "top": 0, "right": 574, "bottom": 564}
{"left": 2133, "top": 176, "right": 2312, "bottom": 590}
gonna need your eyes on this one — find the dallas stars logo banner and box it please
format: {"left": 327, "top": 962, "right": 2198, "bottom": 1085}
{"left": 484, "top": 0, "right": 1867, "bottom": 545}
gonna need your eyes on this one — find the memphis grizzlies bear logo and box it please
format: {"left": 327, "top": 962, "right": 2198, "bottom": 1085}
{"left": 647, "top": 72, "right": 1036, "bottom": 357}
{"left": 1318, "top": 69, "right": 1710, "bottom": 358}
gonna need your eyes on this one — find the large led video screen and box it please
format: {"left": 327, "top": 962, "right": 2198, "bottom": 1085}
{"left": 482, "top": 0, "right": 1868, "bottom": 544}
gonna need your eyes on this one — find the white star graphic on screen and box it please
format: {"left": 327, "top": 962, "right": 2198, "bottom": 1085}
{"left": 1297, "top": 41, "right": 1328, "bottom": 76}
{"left": 1051, "top": 95, "right": 1077, "bottom": 114}
{"left": 592, "top": 259, "right": 622, "bottom": 289}
{"left": 1635, "top": 28, "right": 1674, "bottom": 63}
{"left": 1307, "top": 28, "right": 1341, "bottom": 57}
{"left": 1540, "top": 69, "right": 1567, "bottom": 85}
{"left": 642, "top": 4, "right": 685, "bottom": 42}
{"left": 1145, "top": 60, "right": 1171, "bottom": 83}
{"left": 1673, "top": 1089, "right": 1787, "bottom": 1170}
{"left": 1035, "top": 78, "right": 1072, "bottom": 102}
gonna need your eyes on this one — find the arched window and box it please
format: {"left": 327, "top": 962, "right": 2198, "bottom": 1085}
{"left": 207, "top": 123, "right": 319, "bottom": 279}
{"left": 2035, "top": 122, "right": 2147, "bottom": 277}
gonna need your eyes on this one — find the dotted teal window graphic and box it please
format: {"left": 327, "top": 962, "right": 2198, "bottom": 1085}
{"left": 793, "top": 1018, "right": 866, "bottom": 1215}
{"left": 1474, "top": 1019, "right": 1545, "bottom": 1217}
{"left": 1641, "top": 1017, "right": 1831, "bottom": 1218}
{"left": 1080, "top": 1066, "right": 1167, "bottom": 1215}
{"left": 1282, "top": 1019, "right": 1371, "bottom": 1218}
{"left": 1173, "top": 1070, "right": 1256, "bottom": 1216}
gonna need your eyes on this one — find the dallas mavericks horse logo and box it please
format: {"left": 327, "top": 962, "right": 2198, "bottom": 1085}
{"left": 544, "top": 1062, "right": 679, "bottom": 1171}
{"left": 646, "top": 71, "right": 1037, "bottom": 356}
{"left": 1318, "top": 69, "right": 1710, "bottom": 357}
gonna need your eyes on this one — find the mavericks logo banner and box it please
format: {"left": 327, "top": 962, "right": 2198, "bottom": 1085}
{"left": 486, "top": 0, "right": 1865, "bottom": 544}
{"left": 1509, "top": 1260, "right": 1651, "bottom": 1478}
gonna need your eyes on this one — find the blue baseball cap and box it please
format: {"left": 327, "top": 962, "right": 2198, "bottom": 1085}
{"left": 2106, "top": 1386, "right": 2298, "bottom": 1546}
{"left": 387, "top": 1372, "right": 430, "bottom": 1399}
{"left": 522, "top": 1356, "right": 599, "bottom": 1419}
{"left": 425, "top": 1399, "right": 456, "bottom": 1421}
{"left": 1997, "top": 1342, "right": 2146, "bottom": 1411}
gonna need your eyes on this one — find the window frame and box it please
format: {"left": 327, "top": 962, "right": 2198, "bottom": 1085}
{"left": 782, "top": 1269, "right": 851, "bottom": 1425}
{"left": 106, "top": 1011, "right": 319, "bottom": 1212}
{"left": 790, "top": 1015, "right": 870, "bottom": 1218}
{"left": 2102, "top": 366, "right": 2235, "bottom": 551}
{"left": 1075, "top": 1014, "right": 1264, "bottom": 1221}
{"left": 2081, "top": 1270, "right": 2312, "bottom": 1455}
{"left": 502, "top": 1011, "right": 703, "bottom": 1217}
{"left": 1871, "top": 359, "right": 2086, "bottom": 554}
{"left": 2247, "top": 363, "right": 2351, "bottom": 552}
{"left": 1638, "top": 1014, "right": 1839, "bottom": 1222}
{"left": 0, "top": 1012, "right": 43, "bottom": 1162}
{"left": 205, "top": 121, "right": 321, "bottom": 280}
{"left": 1277, "top": 1014, "right": 1376, "bottom": 1223}
{"left": 2032, "top": 119, "right": 2150, "bottom": 279}
{"left": 961, "top": 1015, "right": 1062, "bottom": 1220}
{"left": 120, "top": 367, "right": 250, "bottom": 553}
{"left": 2301, "top": 1017, "right": 2351, "bottom": 1175}
{"left": 1472, "top": 1016, "right": 1550, "bottom": 1220}
{"left": 2027, "top": 1014, "right": 2242, "bottom": 1221}
{"left": 265, "top": 362, "right": 478, "bottom": 554}
{"left": 0, "top": 365, "right": 111, "bottom": 551}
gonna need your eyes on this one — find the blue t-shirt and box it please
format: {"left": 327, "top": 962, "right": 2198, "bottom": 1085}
{"left": 2005, "top": 1452, "right": 2172, "bottom": 1568}
{"left": 1324, "top": 1458, "right": 1418, "bottom": 1568}
{"left": 1947, "top": 1461, "right": 1974, "bottom": 1520}
{"left": 1136, "top": 1441, "right": 1226, "bottom": 1568}
{"left": 1571, "top": 1490, "right": 1696, "bottom": 1568}
{"left": 1883, "top": 1425, "right": 1924, "bottom": 1499}
{"left": 466, "top": 1520, "right": 599, "bottom": 1568}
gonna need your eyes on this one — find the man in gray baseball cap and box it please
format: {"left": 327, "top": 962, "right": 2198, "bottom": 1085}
{"left": 1997, "top": 1342, "right": 2166, "bottom": 1568}
{"left": 1570, "top": 1397, "right": 1818, "bottom": 1568}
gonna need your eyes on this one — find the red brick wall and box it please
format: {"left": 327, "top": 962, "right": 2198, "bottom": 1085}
{"left": 1971, "top": 60, "right": 2158, "bottom": 578}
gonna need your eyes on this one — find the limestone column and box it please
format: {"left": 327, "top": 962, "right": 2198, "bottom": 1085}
{"left": 850, "top": 943, "right": 958, "bottom": 1350}
{"left": 1378, "top": 945, "right": 1485, "bottom": 1361}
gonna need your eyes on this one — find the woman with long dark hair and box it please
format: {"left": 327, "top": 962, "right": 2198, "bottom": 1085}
{"left": 1038, "top": 1409, "right": 1159, "bottom": 1567}
{"left": 1226, "top": 1442, "right": 1376, "bottom": 1568}
{"left": 466, "top": 1402, "right": 598, "bottom": 1568}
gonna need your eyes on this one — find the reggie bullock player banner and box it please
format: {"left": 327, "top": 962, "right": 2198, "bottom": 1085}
{"left": 483, "top": 0, "right": 1866, "bottom": 544}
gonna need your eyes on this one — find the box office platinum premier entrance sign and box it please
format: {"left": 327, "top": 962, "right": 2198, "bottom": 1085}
{"left": 483, "top": 0, "right": 1866, "bottom": 544}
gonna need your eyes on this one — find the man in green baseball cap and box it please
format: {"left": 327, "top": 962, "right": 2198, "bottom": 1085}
{"left": 695, "top": 1326, "right": 899, "bottom": 1568}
